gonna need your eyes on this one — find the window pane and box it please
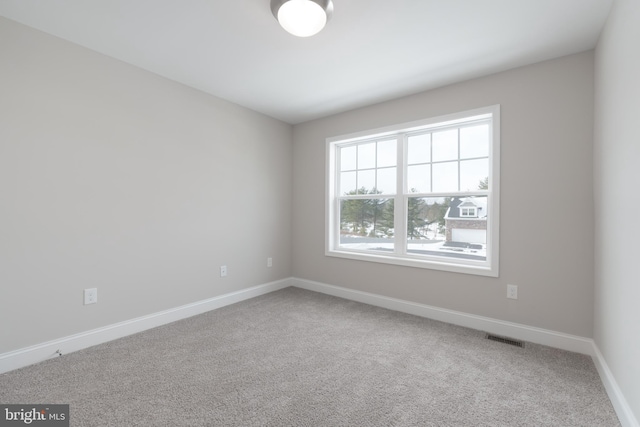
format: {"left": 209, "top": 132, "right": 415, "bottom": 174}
{"left": 432, "top": 162, "right": 458, "bottom": 192}
{"left": 357, "top": 169, "right": 376, "bottom": 194}
{"left": 340, "top": 198, "right": 394, "bottom": 252}
{"left": 460, "top": 124, "right": 489, "bottom": 159}
{"left": 407, "top": 164, "right": 431, "bottom": 193}
{"left": 376, "top": 167, "right": 396, "bottom": 194}
{"left": 406, "top": 197, "right": 449, "bottom": 255}
{"left": 340, "top": 145, "right": 357, "bottom": 171}
{"left": 377, "top": 139, "right": 397, "bottom": 168}
{"left": 443, "top": 195, "right": 487, "bottom": 260}
{"left": 460, "top": 159, "right": 489, "bottom": 192}
{"left": 432, "top": 129, "right": 458, "bottom": 162}
{"left": 408, "top": 133, "right": 430, "bottom": 164}
{"left": 358, "top": 143, "right": 376, "bottom": 169}
{"left": 340, "top": 171, "right": 356, "bottom": 195}
{"left": 407, "top": 196, "right": 487, "bottom": 262}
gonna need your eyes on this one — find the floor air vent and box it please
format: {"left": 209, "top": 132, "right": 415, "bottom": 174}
{"left": 486, "top": 333, "right": 525, "bottom": 348}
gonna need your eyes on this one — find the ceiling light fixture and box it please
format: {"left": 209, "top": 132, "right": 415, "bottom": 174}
{"left": 271, "top": 0, "right": 334, "bottom": 37}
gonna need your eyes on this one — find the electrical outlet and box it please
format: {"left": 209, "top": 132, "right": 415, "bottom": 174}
{"left": 220, "top": 265, "right": 227, "bottom": 277}
{"left": 267, "top": 257, "right": 273, "bottom": 268}
{"left": 507, "top": 284, "right": 518, "bottom": 300}
{"left": 84, "top": 288, "right": 98, "bottom": 305}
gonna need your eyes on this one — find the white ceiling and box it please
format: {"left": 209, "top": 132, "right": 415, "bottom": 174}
{"left": 0, "top": 0, "right": 612, "bottom": 124}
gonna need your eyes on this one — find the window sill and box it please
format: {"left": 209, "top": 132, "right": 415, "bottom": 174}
{"left": 326, "top": 249, "right": 499, "bottom": 277}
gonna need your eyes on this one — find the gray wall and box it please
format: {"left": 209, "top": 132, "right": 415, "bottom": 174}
{"left": 0, "top": 18, "right": 293, "bottom": 353}
{"left": 594, "top": 0, "right": 640, "bottom": 421}
{"left": 293, "top": 52, "right": 595, "bottom": 338}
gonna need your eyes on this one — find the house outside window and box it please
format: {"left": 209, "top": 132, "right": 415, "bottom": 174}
{"left": 326, "top": 105, "right": 500, "bottom": 277}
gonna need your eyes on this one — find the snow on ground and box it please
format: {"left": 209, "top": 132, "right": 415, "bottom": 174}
{"left": 339, "top": 235, "right": 486, "bottom": 259}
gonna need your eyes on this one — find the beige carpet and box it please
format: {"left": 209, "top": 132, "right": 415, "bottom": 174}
{"left": 0, "top": 287, "right": 620, "bottom": 426}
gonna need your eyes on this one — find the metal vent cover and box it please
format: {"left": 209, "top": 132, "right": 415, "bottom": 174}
{"left": 486, "top": 333, "right": 525, "bottom": 348}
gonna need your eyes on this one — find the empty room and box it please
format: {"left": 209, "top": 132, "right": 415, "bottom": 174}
{"left": 0, "top": 0, "right": 638, "bottom": 426}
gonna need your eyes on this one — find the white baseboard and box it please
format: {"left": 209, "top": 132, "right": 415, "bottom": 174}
{"left": 591, "top": 344, "right": 640, "bottom": 427}
{"left": 292, "top": 277, "right": 593, "bottom": 354}
{"left": 0, "top": 278, "right": 293, "bottom": 374}
{"left": 3, "top": 276, "right": 636, "bottom": 427}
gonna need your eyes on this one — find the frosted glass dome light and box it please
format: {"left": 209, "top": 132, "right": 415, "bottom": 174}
{"left": 271, "top": 0, "right": 334, "bottom": 37}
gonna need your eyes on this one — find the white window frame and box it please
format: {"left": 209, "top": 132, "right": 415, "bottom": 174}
{"left": 326, "top": 105, "right": 500, "bottom": 277}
